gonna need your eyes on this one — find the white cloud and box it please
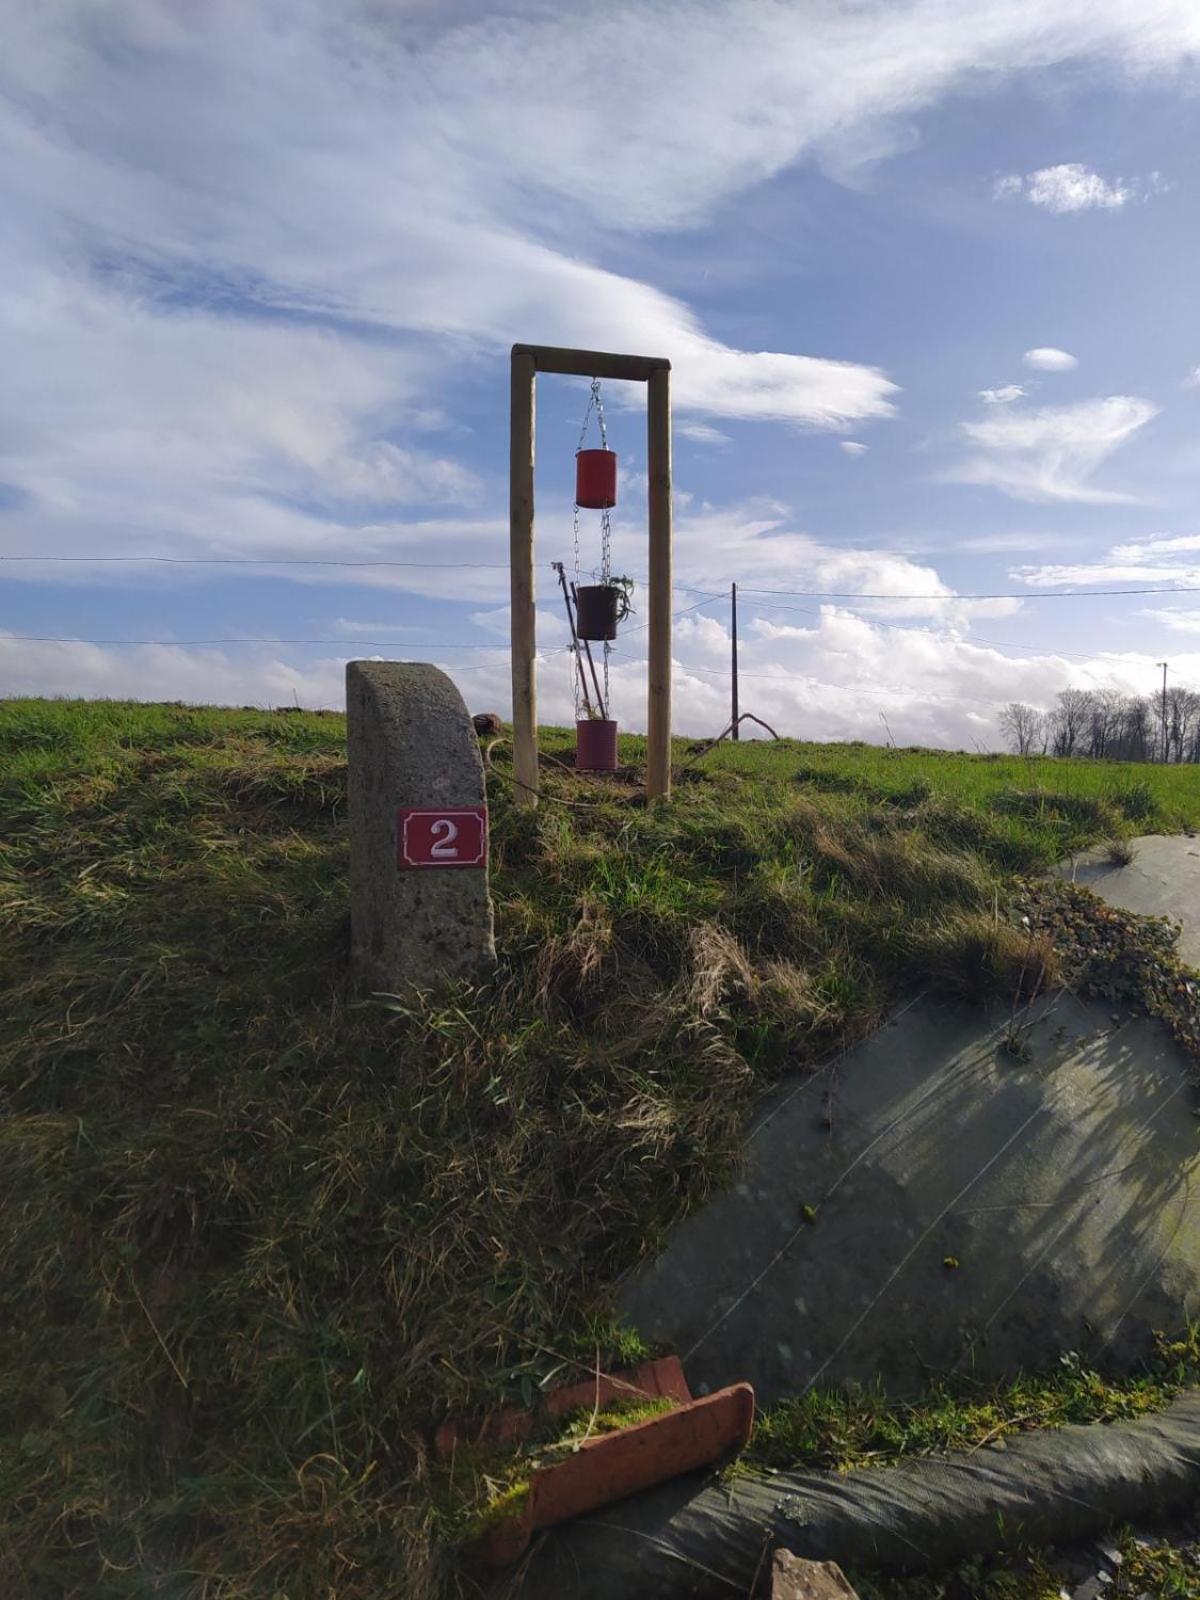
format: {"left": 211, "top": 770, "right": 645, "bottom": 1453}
{"left": 955, "top": 532, "right": 1064, "bottom": 553}
{"left": 10, "top": 610, "right": 1191, "bottom": 754}
{"left": 1139, "top": 608, "right": 1200, "bottom": 634}
{"left": 1110, "top": 533, "right": 1200, "bottom": 561}
{"left": 1023, "top": 348, "right": 1079, "bottom": 372}
{"left": 1183, "top": 367, "right": 1200, "bottom": 389}
{"left": 331, "top": 619, "right": 424, "bottom": 636}
{"left": 995, "top": 163, "right": 1132, "bottom": 212}
{"left": 978, "top": 385, "right": 1026, "bottom": 404}
{"left": 676, "top": 422, "right": 732, "bottom": 445}
{"left": 840, "top": 441, "right": 869, "bottom": 456}
{"left": 948, "top": 396, "right": 1156, "bottom": 503}
{"left": 663, "top": 502, "right": 1021, "bottom": 623}
{"left": 1015, "top": 529, "right": 1200, "bottom": 588}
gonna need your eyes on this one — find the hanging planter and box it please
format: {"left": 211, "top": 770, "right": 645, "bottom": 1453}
{"left": 575, "top": 575, "right": 634, "bottom": 642}
{"left": 576, "top": 717, "right": 618, "bottom": 773}
{"left": 576, "top": 447, "right": 617, "bottom": 509}
{"left": 574, "top": 584, "right": 619, "bottom": 641}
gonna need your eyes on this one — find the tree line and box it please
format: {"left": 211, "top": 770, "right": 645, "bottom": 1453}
{"left": 1001, "top": 686, "right": 1200, "bottom": 763}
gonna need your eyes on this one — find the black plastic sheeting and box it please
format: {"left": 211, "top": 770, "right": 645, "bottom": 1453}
{"left": 505, "top": 1390, "right": 1200, "bottom": 1598}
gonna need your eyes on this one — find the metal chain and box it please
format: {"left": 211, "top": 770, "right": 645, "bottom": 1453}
{"left": 575, "top": 377, "right": 612, "bottom": 716}
{"left": 593, "top": 378, "right": 608, "bottom": 449}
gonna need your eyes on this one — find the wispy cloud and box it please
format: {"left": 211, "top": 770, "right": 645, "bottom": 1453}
{"left": 676, "top": 421, "right": 732, "bottom": 445}
{"left": 947, "top": 396, "right": 1157, "bottom": 503}
{"left": 1139, "top": 608, "right": 1200, "bottom": 633}
{"left": 840, "top": 441, "right": 869, "bottom": 456}
{"left": 979, "top": 384, "right": 1026, "bottom": 404}
{"left": 1023, "top": 348, "right": 1078, "bottom": 372}
{"left": 1015, "top": 530, "right": 1200, "bottom": 588}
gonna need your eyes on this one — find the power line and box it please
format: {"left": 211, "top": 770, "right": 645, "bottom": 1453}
{"left": 5, "top": 555, "right": 1200, "bottom": 604}
{"left": 619, "top": 592, "right": 727, "bottom": 637}
{"left": 738, "top": 582, "right": 1200, "bottom": 601}
{"left": 0, "top": 554, "right": 513, "bottom": 571}
{"left": 1, "top": 635, "right": 558, "bottom": 651}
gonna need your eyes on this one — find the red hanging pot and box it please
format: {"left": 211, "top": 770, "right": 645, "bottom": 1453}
{"left": 576, "top": 448, "right": 617, "bottom": 510}
{"left": 576, "top": 718, "right": 618, "bottom": 773}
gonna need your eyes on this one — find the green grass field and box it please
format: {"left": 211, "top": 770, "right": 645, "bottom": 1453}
{"left": 3, "top": 698, "right": 1199, "bottom": 1599}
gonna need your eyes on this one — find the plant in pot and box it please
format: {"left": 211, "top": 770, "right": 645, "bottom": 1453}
{"left": 574, "top": 574, "right": 635, "bottom": 642}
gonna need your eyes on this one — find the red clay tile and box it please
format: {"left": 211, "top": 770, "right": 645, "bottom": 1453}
{"left": 478, "top": 1380, "right": 755, "bottom": 1567}
{"left": 433, "top": 1354, "right": 691, "bottom": 1460}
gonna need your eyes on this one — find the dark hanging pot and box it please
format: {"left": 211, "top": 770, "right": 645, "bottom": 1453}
{"left": 575, "top": 584, "right": 621, "bottom": 641}
{"left": 576, "top": 718, "right": 618, "bottom": 773}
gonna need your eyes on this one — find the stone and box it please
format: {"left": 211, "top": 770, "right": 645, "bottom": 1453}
{"left": 473, "top": 711, "right": 503, "bottom": 737}
{"left": 1070, "top": 1580, "right": 1107, "bottom": 1600}
{"left": 618, "top": 990, "right": 1200, "bottom": 1403}
{"left": 346, "top": 661, "right": 495, "bottom": 995}
{"left": 771, "top": 1551, "right": 859, "bottom": 1599}
{"left": 1057, "top": 834, "right": 1200, "bottom": 970}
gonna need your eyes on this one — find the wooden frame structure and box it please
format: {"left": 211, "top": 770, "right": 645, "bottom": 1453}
{"left": 509, "top": 342, "right": 673, "bottom": 805}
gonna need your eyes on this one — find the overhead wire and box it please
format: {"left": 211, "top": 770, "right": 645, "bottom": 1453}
{"left": 737, "top": 581, "right": 1200, "bottom": 601}
{"left": 3, "top": 635, "right": 571, "bottom": 653}
{"left": 5, "top": 554, "right": 1200, "bottom": 603}
{"left": 0, "top": 554, "right": 514, "bottom": 570}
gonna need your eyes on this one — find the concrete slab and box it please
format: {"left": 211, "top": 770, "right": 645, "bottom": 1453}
{"left": 617, "top": 991, "right": 1200, "bottom": 1405}
{"left": 1057, "top": 834, "right": 1200, "bottom": 970}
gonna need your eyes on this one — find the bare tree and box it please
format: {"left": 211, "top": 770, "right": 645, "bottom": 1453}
{"left": 1000, "top": 702, "right": 1046, "bottom": 756}
{"left": 1000, "top": 684, "right": 1200, "bottom": 765}
{"left": 1049, "top": 688, "right": 1093, "bottom": 757}
{"left": 1166, "top": 686, "right": 1200, "bottom": 764}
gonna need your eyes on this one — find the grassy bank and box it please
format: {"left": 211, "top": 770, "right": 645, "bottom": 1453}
{"left": 3, "top": 698, "right": 1199, "bottom": 1598}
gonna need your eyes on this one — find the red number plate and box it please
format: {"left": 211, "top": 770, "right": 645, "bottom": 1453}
{"left": 396, "top": 806, "right": 488, "bottom": 869}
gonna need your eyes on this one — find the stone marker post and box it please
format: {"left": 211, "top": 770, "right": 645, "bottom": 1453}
{"left": 346, "top": 661, "right": 496, "bottom": 994}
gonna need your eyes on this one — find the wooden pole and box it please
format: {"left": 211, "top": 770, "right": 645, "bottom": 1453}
{"left": 512, "top": 344, "right": 669, "bottom": 381}
{"left": 1159, "top": 661, "right": 1169, "bottom": 764}
{"left": 646, "top": 366, "right": 673, "bottom": 800}
{"left": 552, "top": 563, "right": 593, "bottom": 720}
{"left": 510, "top": 351, "right": 538, "bottom": 806}
{"left": 730, "top": 582, "right": 739, "bottom": 740}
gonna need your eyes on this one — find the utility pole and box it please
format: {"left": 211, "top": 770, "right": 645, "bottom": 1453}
{"left": 1158, "top": 661, "right": 1169, "bottom": 764}
{"left": 730, "top": 582, "right": 740, "bottom": 739}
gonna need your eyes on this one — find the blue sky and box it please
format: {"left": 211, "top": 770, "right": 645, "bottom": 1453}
{"left": 4, "top": 1, "right": 1200, "bottom": 746}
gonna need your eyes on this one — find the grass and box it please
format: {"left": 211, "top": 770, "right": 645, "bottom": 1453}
{"left": 3, "top": 699, "right": 1200, "bottom": 1599}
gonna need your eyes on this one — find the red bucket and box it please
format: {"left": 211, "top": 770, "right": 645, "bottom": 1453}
{"left": 576, "top": 448, "right": 617, "bottom": 509}
{"left": 576, "top": 718, "right": 618, "bottom": 773}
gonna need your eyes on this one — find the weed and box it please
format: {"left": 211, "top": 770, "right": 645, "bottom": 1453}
{"left": 912, "top": 911, "right": 1061, "bottom": 1005}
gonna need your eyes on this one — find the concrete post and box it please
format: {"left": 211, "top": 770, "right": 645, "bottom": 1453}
{"left": 346, "top": 661, "right": 496, "bottom": 994}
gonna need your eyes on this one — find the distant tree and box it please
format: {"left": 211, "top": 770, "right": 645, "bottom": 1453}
{"left": 1000, "top": 702, "right": 1046, "bottom": 756}
{"left": 1085, "top": 689, "right": 1127, "bottom": 760}
{"left": 1049, "top": 688, "right": 1093, "bottom": 757}
{"left": 1112, "top": 696, "right": 1154, "bottom": 763}
{"left": 1166, "top": 686, "right": 1200, "bottom": 764}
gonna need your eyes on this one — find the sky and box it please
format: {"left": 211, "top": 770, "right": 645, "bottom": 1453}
{"left": 4, "top": 0, "right": 1200, "bottom": 749}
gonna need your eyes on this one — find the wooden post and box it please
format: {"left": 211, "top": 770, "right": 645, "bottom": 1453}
{"left": 510, "top": 351, "right": 537, "bottom": 806}
{"left": 646, "top": 366, "right": 673, "bottom": 800}
{"left": 730, "top": 582, "right": 739, "bottom": 740}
